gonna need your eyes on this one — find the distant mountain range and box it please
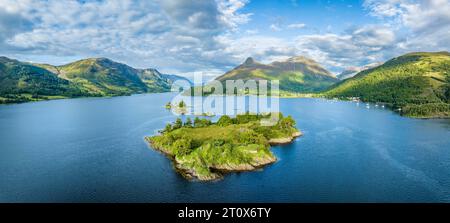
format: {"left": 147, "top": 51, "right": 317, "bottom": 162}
{"left": 1, "top": 52, "right": 449, "bottom": 118}
{"left": 324, "top": 52, "right": 450, "bottom": 118}
{"left": 336, "top": 62, "right": 383, "bottom": 80}
{"left": 0, "top": 57, "right": 190, "bottom": 103}
{"left": 213, "top": 56, "right": 338, "bottom": 95}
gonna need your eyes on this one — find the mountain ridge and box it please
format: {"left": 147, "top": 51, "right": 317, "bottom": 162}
{"left": 0, "top": 56, "right": 188, "bottom": 103}
{"left": 324, "top": 51, "right": 450, "bottom": 118}
{"left": 337, "top": 62, "right": 383, "bottom": 80}
{"left": 213, "top": 56, "right": 338, "bottom": 95}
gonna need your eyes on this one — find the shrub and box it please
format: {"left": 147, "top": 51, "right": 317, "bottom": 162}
{"left": 173, "top": 138, "right": 193, "bottom": 156}
{"left": 217, "top": 115, "right": 233, "bottom": 126}
{"left": 173, "top": 118, "right": 183, "bottom": 129}
{"left": 163, "top": 123, "right": 172, "bottom": 133}
{"left": 184, "top": 117, "right": 192, "bottom": 127}
{"left": 194, "top": 117, "right": 211, "bottom": 127}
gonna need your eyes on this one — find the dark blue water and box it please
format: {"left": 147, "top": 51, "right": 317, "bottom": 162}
{"left": 1, "top": 93, "right": 450, "bottom": 202}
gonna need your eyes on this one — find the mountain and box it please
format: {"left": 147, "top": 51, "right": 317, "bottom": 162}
{"left": 161, "top": 73, "right": 193, "bottom": 86}
{"left": 337, "top": 62, "right": 383, "bottom": 80}
{"left": 138, "top": 68, "right": 192, "bottom": 91}
{"left": 214, "top": 56, "right": 337, "bottom": 94}
{"left": 136, "top": 68, "right": 172, "bottom": 93}
{"left": 44, "top": 58, "right": 164, "bottom": 95}
{"left": 0, "top": 57, "right": 90, "bottom": 103}
{"left": 324, "top": 52, "right": 450, "bottom": 118}
{"left": 1, "top": 56, "right": 180, "bottom": 104}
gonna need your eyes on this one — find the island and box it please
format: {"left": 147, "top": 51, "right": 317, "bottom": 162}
{"left": 145, "top": 112, "right": 302, "bottom": 181}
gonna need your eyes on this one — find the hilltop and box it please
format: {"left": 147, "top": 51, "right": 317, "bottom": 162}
{"left": 211, "top": 56, "right": 338, "bottom": 95}
{"left": 324, "top": 52, "right": 450, "bottom": 118}
{"left": 0, "top": 57, "right": 90, "bottom": 103}
{"left": 0, "top": 56, "right": 188, "bottom": 103}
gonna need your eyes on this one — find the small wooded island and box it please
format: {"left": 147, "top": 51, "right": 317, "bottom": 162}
{"left": 146, "top": 113, "right": 302, "bottom": 181}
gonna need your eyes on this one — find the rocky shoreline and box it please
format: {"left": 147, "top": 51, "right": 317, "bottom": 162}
{"left": 145, "top": 130, "right": 302, "bottom": 181}
{"left": 268, "top": 131, "right": 303, "bottom": 145}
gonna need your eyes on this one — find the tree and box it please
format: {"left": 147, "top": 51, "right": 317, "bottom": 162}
{"left": 279, "top": 115, "right": 295, "bottom": 129}
{"left": 201, "top": 119, "right": 212, "bottom": 127}
{"left": 194, "top": 117, "right": 201, "bottom": 127}
{"left": 163, "top": 123, "right": 172, "bottom": 133}
{"left": 217, "top": 115, "right": 233, "bottom": 126}
{"left": 173, "top": 118, "right": 183, "bottom": 129}
{"left": 178, "top": 100, "right": 186, "bottom": 108}
{"left": 184, "top": 117, "right": 192, "bottom": 127}
{"left": 173, "top": 138, "right": 193, "bottom": 156}
{"left": 194, "top": 117, "right": 211, "bottom": 127}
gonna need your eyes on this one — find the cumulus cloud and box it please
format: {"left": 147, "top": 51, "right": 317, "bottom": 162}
{"left": 363, "top": 0, "right": 450, "bottom": 52}
{"left": 0, "top": 8, "right": 33, "bottom": 50}
{"left": 0, "top": 0, "right": 251, "bottom": 74}
{"left": 291, "top": 25, "right": 397, "bottom": 71}
{"left": 215, "top": 34, "right": 298, "bottom": 65}
{"left": 0, "top": 0, "right": 449, "bottom": 76}
{"left": 288, "top": 0, "right": 450, "bottom": 72}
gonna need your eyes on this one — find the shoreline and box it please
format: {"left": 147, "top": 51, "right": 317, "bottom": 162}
{"left": 0, "top": 91, "right": 175, "bottom": 106}
{"left": 145, "top": 130, "right": 302, "bottom": 181}
{"left": 268, "top": 131, "right": 303, "bottom": 145}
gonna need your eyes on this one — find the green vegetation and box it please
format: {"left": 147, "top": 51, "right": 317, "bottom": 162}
{"left": 51, "top": 58, "right": 166, "bottom": 96}
{"left": 323, "top": 52, "right": 450, "bottom": 118}
{"left": 0, "top": 57, "right": 91, "bottom": 103}
{"left": 167, "top": 100, "right": 188, "bottom": 114}
{"left": 401, "top": 103, "right": 450, "bottom": 118}
{"left": 1, "top": 56, "right": 189, "bottom": 104}
{"left": 146, "top": 112, "right": 301, "bottom": 181}
{"left": 186, "top": 56, "right": 338, "bottom": 96}
{"left": 136, "top": 68, "right": 172, "bottom": 93}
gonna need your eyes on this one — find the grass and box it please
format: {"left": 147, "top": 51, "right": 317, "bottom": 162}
{"left": 147, "top": 113, "right": 300, "bottom": 180}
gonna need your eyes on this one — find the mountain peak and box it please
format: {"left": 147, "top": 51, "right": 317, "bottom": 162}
{"left": 93, "top": 57, "right": 111, "bottom": 62}
{"left": 284, "top": 56, "right": 317, "bottom": 64}
{"left": 88, "top": 57, "right": 115, "bottom": 64}
{"left": 215, "top": 54, "right": 337, "bottom": 93}
{"left": 0, "top": 56, "right": 18, "bottom": 63}
{"left": 244, "top": 57, "right": 255, "bottom": 65}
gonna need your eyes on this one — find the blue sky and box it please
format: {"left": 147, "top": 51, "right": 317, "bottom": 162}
{"left": 0, "top": 0, "right": 449, "bottom": 77}
{"left": 240, "top": 0, "right": 373, "bottom": 33}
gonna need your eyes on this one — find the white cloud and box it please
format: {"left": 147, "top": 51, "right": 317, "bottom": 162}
{"left": 363, "top": 0, "right": 404, "bottom": 17}
{"left": 215, "top": 34, "right": 296, "bottom": 64}
{"left": 0, "top": 0, "right": 251, "bottom": 74}
{"left": 245, "top": 29, "right": 259, "bottom": 35}
{"left": 270, "top": 24, "right": 282, "bottom": 31}
{"left": 287, "top": 23, "right": 306, "bottom": 29}
{"left": 292, "top": 25, "right": 398, "bottom": 71}
{"left": 351, "top": 26, "right": 396, "bottom": 47}
{"left": 0, "top": 0, "right": 449, "bottom": 77}
{"left": 284, "top": 0, "right": 450, "bottom": 72}
{"left": 363, "top": 0, "right": 450, "bottom": 52}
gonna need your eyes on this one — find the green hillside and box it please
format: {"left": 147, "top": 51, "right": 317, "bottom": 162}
{"left": 212, "top": 57, "right": 338, "bottom": 95}
{"left": 0, "top": 57, "right": 90, "bottom": 103}
{"left": 56, "top": 58, "right": 154, "bottom": 96}
{"left": 324, "top": 52, "right": 450, "bottom": 118}
{"left": 1, "top": 56, "right": 185, "bottom": 104}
